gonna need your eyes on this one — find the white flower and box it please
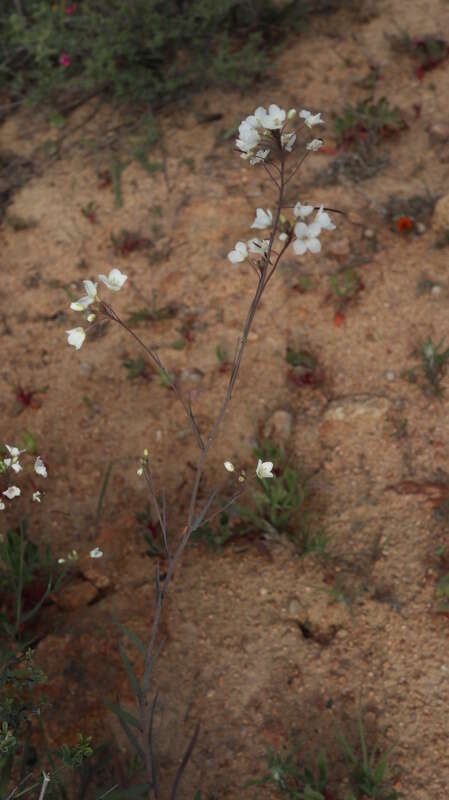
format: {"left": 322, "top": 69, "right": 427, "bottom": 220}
{"left": 249, "top": 149, "right": 270, "bottom": 165}
{"left": 90, "top": 547, "right": 103, "bottom": 558}
{"left": 224, "top": 461, "right": 235, "bottom": 472}
{"left": 98, "top": 268, "right": 128, "bottom": 292}
{"left": 3, "top": 486, "right": 21, "bottom": 500}
{"left": 32, "top": 491, "right": 41, "bottom": 503}
{"left": 0, "top": 501, "right": 5, "bottom": 511}
{"left": 236, "top": 120, "right": 261, "bottom": 158}
{"left": 57, "top": 557, "right": 66, "bottom": 564}
{"left": 70, "top": 280, "right": 98, "bottom": 311}
{"left": 248, "top": 238, "right": 269, "bottom": 256}
{"left": 300, "top": 110, "right": 324, "bottom": 128}
{"left": 287, "top": 108, "right": 297, "bottom": 120}
{"left": 279, "top": 232, "right": 288, "bottom": 242}
{"left": 282, "top": 132, "right": 296, "bottom": 152}
{"left": 293, "top": 221, "right": 322, "bottom": 255}
{"left": 260, "top": 104, "right": 286, "bottom": 130}
{"left": 307, "top": 138, "right": 324, "bottom": 151}
{"left": 245, "top": 108, "right": 266, "bottom": 129}
{"left": 66, "top": 327, "right": 86, "bottom": 350}
{"left": 86, "top": 313, "right": 96, "bottom": 323}
{"left": 4, "top": 459, "right": 22, "bottom": 474}
{"left": 293, "top": 201, "right": 314, "bottom": 220}
{"left": 251, "top": 208, "right": 273, "bottom": 229}
{"left": 314, "top": 204, "right": 336, "bottom": 232}
{"left": 256, "top": 459, "right": 274, "bottom": 479}
{"left": 228, "top": 241, "right": 248, "bottom": 264}
{"left": 34, "top": 457, "right": 47, "bottom": 478}
{"left": 5, "top": 445, "right": 25, "bottom": 458}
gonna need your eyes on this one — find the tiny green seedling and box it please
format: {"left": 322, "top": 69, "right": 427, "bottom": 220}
{"left": 328, "top": 268, "right": 364, "bottom": 321}
{"left": 336, "top": 709, "right": 401, "bottom": 799}
{"left": 286, "top": 348, "right": 324, "bottom": 388}
{"left": 248, "top": 744, "right": 328, "bottom": 799}
{"left": 123, "top": 356, "right": 152, "bottom": 381}
{"left": 416, "top": 337, "right": 449, "bottom": 397}
{"left": 127, "top": 291, "right": 178, "bottom": 326}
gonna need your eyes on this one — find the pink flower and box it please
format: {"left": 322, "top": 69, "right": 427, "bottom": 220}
{"left": 65, "top": 3, "right": 77, "bottom": 14}
{"left": 59, "top": 52, "right": 71, "bottom": 68}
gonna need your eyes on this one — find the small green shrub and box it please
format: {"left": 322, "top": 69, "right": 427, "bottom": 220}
{"left": 334, "top": 98, "right": 406, "bottom": 148}
{"left": 0, "top": 0, "right": 307, "bottom": 112}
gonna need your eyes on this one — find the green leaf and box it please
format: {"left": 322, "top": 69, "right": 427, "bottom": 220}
{"left": 118, "top": 642, "right": 141, "bottom": 696}
{"left": 116, "top": 622, "right": 146, "bottom": 658}
{"left": 103, "top": 697, "right": 145, "bottom": 762}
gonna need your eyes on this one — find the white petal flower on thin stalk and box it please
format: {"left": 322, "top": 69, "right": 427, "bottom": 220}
{"left": 256, "top": 459, "right": 274, "bottom": 479}
{"left": 32, "top": 491, "right": 41, "bottom": 503}
{"left": 228, "top": 241, "right": 248, "bottom": 264}
{"left": 98, "top": 268, "right": 128, "bottom": 292}
{"left": 70, "top": 280, "right": 98, "bottom": 311}
{"left": 4, "top": 459, "right": 22, "bottom": 474}
{"left": 66, "top": 327, "right": 86, "bottom": 350}
{"left": 90, "top": 547, "right": 103, "bottom": 558}
{"left": 5, "top": 445, "right": 25, "bottom": 458}
{"left": 251, "top": 208, "right": 273, "bottom": 229}
{"left": 34, "top": 457, "right": 47, "bottom": 478}
{"left": 282, "top": 132, "right": 296, "bottom": 152}
{"left": 293, "top": 201, "right": 314, "bottom": 220}
{"left": 306, "top": 138, "right": 324, "bottom": 152}
{"left": 314, "top": 205, "right": 336, "bottom": 232}
{"left": 293, "top": 221, "right": 322, "bottom": 255}
{"left": 224, "top": 461, "right": 235, "bottom": 473}
{"left": 236, "top": 120, "right": 261, "bottom": 158}
{"left": 260, "top": 104, "right": 286, "bottom": 130}
{"left": 248, "top": 238, "right": 269, "bottom": 256}
{"left": 0, "top": 501, "right": 5, "bottom": 511}
{"left": 300, "top": 110, "right": 324, "bottom": 128}
{"left": 249, "top": 149, "right": 270, "bottom": 166}
{"left": 3, "top": 486, "right": 21, "bottom": 500}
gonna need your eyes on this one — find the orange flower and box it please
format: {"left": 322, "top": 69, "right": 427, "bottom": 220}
{"left": 396, "top": 215, "right": 412, "bottom": 232}
{"left": 334, "top": 311, "right": 345, "bottom": 327}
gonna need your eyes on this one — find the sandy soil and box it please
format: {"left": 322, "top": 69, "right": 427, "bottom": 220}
{"left": 1, "top": 0, "right": 449, "bottom": 797}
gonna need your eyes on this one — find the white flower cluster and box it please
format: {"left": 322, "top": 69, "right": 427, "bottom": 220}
{"left": 228, "top": 201, "right": 335, "bottom": 264}
{"left": 292, "top": 201, "right": 336, "bottom": 255}
{"left": 0, "top": 445, "right": 47, "bottom": 510}
{"left": 66, "top": 268, "right": 127, "bottom": 350}
{"left": 236, "top": 103, "right": 324, "bottom": 163}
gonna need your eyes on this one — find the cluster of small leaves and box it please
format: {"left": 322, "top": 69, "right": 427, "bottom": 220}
{"left": 1, "top": 0, "right": 307, "bottom": 111}
{"left": 334, "top": 98, "right": 406, "bottom": 148}
{"left": 1, "top": 649, "right": 94, "bottom": 799}
{"left": 0, "top": 648, "right": 47, "bottom": 797}
{"left": 388, "top": 32, "right": 449, "bottom": 78}
{"left": 194, "top": 442, "right": 327, "bottom": 554}
{"left": 286, "top": 347, "right": 324, "bottom": 388}
{"left": 253, "top": 712, "right": 401, "bottom": 800}
{"left": 0, "top": 520, "right": 64, "bottom": 642}
{"left": 404, "top": 337, "right": 449, "bottom": 398}
{"left": 248, "top": 745, "right": 328, "bottom": 799}
{"left": 329, "top": 268, "right": 364, "bottom": 315}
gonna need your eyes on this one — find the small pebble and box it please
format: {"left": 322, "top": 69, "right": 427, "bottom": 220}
{"left": 416, "top": 222, "right": 426, "bottom": 235}
{"left": 386, "top": 370, "right": 395, "bottom": 381}
{"left": 364, "top": 228, "right": 375, "bottom": 239}
{"left": 431, "top": 285, "right": 442, "bottom": 296}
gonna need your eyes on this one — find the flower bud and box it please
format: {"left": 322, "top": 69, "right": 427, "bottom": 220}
{"left": 287, "top": 108, "right": 297, "bottom": 120}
